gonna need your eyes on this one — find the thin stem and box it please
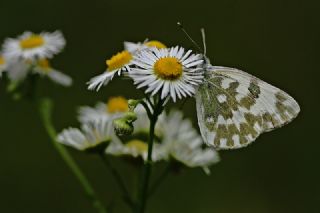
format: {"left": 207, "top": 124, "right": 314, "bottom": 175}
{"left": 139, "top": 100, "right": 152, "bottom": 119}
{"left": 148, "top": 164, "right": 171, "bottom": 197}
{"left": 137, "top": 118, "right": 156, "bottom": 213}
{"left": 99, "top": 153, "right": 135, "bottom": 209}
{"left": 136, "top": 97, "right": 164, "bottom": 213}
{"left": 38, "top": 98, "right": 107, "bottom": 213}
{"left": 144, "top": 95, "right": 153, "bottom": 109}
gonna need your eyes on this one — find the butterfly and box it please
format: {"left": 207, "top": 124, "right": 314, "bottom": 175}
{"left": 195, "top": 59, "right": 300, "bottom": 150}
{"left": 190, "top": 27, "right": 301, "bottom": 150}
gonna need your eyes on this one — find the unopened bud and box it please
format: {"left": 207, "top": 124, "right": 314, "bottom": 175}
{"left": 113, "top": 118, "right": 134, "bottom": 136}
{"left": 128, "top": 99, "right": 140, "bottom": 111}
{"left": 124, "top": 111, "right": 137, "bottom": 123}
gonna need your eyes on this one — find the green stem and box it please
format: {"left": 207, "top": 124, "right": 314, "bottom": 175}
{"left": 139, "top": 101, "right": 152, "bottom": 119}
{"left": 144, "top": 95, "right": 154, "bottom": 109}
{"left": 136, "top": 97, "right": 164, "bottom": 213}
{"left": 38, "top": 98, "right": 107, "bottom": 213}
{"left": 99, "top": 154, "right": 135, "bottom": 209}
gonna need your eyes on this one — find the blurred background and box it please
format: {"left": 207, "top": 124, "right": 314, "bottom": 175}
{"left": 0, "top": 0, "right": 319, "bottom": 212}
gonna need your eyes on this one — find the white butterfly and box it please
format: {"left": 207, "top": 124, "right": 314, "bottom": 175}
{"left": 196, "top": 59, "right": 300, "bottom": 150}
{"left": 193, "top": 28, "right": 300, "bottom": 150}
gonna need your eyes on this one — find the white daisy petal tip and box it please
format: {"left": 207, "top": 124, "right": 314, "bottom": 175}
{"left": 32, "top": 58, "right": 72, "bottom": 87}
{"left": 47, "top": 70, "right": 73, "bottom": 87}
{"left": 87, "top": 71, "right": 115, "bottom": 91}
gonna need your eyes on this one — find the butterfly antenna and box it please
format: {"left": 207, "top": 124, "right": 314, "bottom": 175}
{"left": 201, "top": 28, "right": 207, "bottom": 56}
{"left": 177, "top": 22, "right": 203, "bottom": 53}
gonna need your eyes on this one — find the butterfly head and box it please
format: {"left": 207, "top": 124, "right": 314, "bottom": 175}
{"left": 202, "top": 54, "right": 211, "bottom": 67}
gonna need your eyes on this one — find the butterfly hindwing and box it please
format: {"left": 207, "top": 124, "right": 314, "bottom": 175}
{"left": 196, "top": 66, "right": 300, "bottom": 150}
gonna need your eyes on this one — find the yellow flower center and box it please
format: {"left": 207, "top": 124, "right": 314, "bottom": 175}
{"left": 107, "top": 97, "right": 129, "bottom": 113}
{"left": 0, "top": 56, "right": 5, "bottom": 65}
{"left": 125, "top": 140, "right": 148, "bottom": 153}
{"left": 20, "top": 35, "right": 45, "bottom": 49}
{"left": 154, "top": 57, "right": 183, "bottom": 80}
{"left": 37, "top": 59, "right": 52, "bottom": 73}
{"left": 106, "top": 50, "right": 132, "bottom": 72}
{"left": 145, "top": 40, "right": 166, "bottom": 49}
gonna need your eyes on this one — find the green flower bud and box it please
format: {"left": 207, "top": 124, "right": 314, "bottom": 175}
{"left": 128, "top": 99, "right": 140, "bottom": 111}
{"left": 124, "top": 111, "right": 137, "bottom": 123}
{"left": 113, "top": 118, "right": 134, "bottom": 136}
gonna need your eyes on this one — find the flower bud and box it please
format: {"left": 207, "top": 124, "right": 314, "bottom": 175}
{"left": 113, "top": 118, "right": 134, "bottom": 136}
{"left": 123, "top": 111, "right": 137, "bottom": 123}
{"left": 128, "top": 99, "right": 140, "bottom": 111}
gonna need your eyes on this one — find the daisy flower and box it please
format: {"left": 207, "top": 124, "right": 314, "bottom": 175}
{"left": 78, "top": 96, "right": 129, "bottom": 123}
{"left": 159, "top": 110, "right": 219, "bottom": 174}
{"left": 130, "top": 46, "right": 205, "bottom": 102}
{"left": 34, "top": 59, "right": 72, "bottom": 87}
{"left": 124, "top": 40, "right": 166, "bottom": 53}
{"left": 0, "top": 55, "right": 7, "bottom": 77}
{"left": 87, "top": 50, "right": 133, "bottom": 91}
{"left": 57, "top": 117, "right": 113, "bottom": 152}
{"left": 2, "top": 31, "right": 65, "bottom": 61}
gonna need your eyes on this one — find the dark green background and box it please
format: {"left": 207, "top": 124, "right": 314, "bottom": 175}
{"left": 0, "top": 0, "right": 319, "bottom": 212}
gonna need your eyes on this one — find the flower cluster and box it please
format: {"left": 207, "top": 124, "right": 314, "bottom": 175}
{"left": 88, "top": 40, "right": 204, "bottom": 102}
{"left": 57, "top": 96, "right": 219, "bottom": 173}
{"left": 0, "top": 31, "right": 72, "bottom": 87}
{"left": 64, "top": 39, "right": 219, "bottom": 173}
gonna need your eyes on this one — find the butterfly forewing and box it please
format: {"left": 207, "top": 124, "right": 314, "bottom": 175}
{"left": 196, "top": 66, "right": 300, "bottom": 150}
